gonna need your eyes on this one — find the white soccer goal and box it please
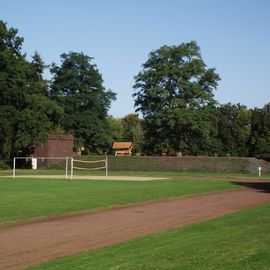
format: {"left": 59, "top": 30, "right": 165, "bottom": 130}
{"left": 71, "top": 156, "right": 108, "bottom": 180}
{"left": 12, "top": 156, "right": 72, "bottom": 180}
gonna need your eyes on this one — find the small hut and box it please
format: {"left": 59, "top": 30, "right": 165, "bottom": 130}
{"left": 112, "top": 142, "right": 133, "bottom": 156}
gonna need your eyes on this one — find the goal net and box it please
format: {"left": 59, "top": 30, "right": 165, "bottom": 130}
{"left": 12, "top": 156, "right": 71, "bottom": 180}
{"left": 71, "top": 157, "right": 108, "bottom": 179}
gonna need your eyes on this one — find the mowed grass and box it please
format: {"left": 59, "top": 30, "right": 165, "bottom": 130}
{"left": 0, "top": 177, "right": 237, "bottom": 223}
{"left": 28, "top": 204, "right": 270, "bottom": 270}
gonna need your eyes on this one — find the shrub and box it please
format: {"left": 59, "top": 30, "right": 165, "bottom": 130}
{"left": 0, "top": 160, "right": 9, "bottom": 169}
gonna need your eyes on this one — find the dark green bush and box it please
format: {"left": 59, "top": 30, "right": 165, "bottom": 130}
{"left": 256, "top": 153, "right": 270, "bottom": 162}
{"left": 0, "top": 160, "right": 9, "bottom": 169}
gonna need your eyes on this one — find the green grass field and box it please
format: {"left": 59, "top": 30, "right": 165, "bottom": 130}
{"left": 0, "top": 176, "right": 238, "bottom": 223}
{"left": 28, "top": 204, "right": 270, "bottom": 270}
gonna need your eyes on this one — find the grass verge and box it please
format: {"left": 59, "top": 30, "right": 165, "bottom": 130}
{"left": 28, "top": 203, "right": 270, "bottom": 270}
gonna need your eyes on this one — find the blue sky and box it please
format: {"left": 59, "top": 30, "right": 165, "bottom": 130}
{"left": 1, "top": 0, "right": 269, "bottom": 117}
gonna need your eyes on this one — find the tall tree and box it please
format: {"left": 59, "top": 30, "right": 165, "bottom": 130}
{"left": 0, "top": 21, "right": 63, "bottom": 161}
{"left": 133, "top": 41, "right": 220, "bottom": 155}
{"left": 249, "top": 104, "right": 270, "bottom": 158}
{"left": 50, "top": 52, "right": 116, "bottom": 153}
{"left": 107, "top": 116, "right": 124, "bottom": 142}
{"left": 215, "top": 103, "right": 251, "bottom": 156}
{"left": 122, "top": 114, "right": 144, "bottom": 154}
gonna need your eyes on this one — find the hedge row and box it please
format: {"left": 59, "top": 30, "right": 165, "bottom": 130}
{"left": 106, "top": 156, "right": 270, "bottom": 173}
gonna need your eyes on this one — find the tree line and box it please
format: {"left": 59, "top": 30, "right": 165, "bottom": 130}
{"left": 0, "top": 21, "right": 270, "bottom": 166}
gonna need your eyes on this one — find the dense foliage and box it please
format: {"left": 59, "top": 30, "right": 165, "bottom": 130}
{"left": 132, "top": 41, "right": 270, "bottom": 157}
{"left": 249, "top": 104, "right": 270, "bottom": 159}
{"left": 0, "top": 21, "right": 63, "bottom": 161}
{"left": 133, "top": 41, "right": 221, "bottom": 155}
{"left": 49, "top": 52, "right": 116, "bottom": 153}
{"left": 107, "top": 114, "right": 144, "bottom": 154}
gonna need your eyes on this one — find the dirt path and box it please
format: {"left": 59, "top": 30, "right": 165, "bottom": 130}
{"left": 0, "top": 187, "right": 270, "bottom": 270}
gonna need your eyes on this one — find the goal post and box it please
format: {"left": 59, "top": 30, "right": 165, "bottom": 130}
{"left": 70, "top": 156, "right": 108, "bottom": 180}
{"left": 12, "top": 156, "right": 71, "bottom": 180}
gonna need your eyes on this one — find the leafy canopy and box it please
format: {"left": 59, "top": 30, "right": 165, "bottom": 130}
{"left": 0, "top": 20, "right": 63, "bottom": 160}
{"left": 133, "top": 41, "right": 220, "bottom": 117}
{"left": 50, "top": 52, "right": 116, "bottom": 152}
{"left": 133, "top": 41, "right": 220, "bottom": 155}
{"left": 249, "top": 105, "right": 270, "bottom": 157}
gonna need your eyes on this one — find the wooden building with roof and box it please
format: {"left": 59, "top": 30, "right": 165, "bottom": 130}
{"left": 112, "top": 142, "right": 133, "bottom": 156}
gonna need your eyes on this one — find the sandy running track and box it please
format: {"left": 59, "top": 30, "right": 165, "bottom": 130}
{"left": 0, "top": 186, "right": 270, "bottom": 270}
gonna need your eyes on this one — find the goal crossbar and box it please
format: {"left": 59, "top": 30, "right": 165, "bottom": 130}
{"left": 73, "top": 166, "right": 106, "bottom": 171}
{"left": 73, "top": 159, "right": 106, "bottom": 164}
